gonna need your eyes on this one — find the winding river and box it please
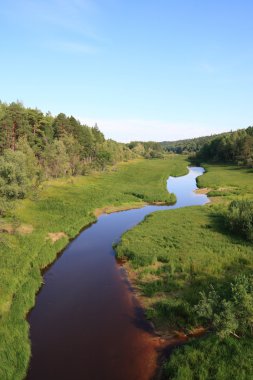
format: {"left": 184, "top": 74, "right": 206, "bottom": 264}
{"left": 27, "top": 167, "right": 208, "bottom": 380}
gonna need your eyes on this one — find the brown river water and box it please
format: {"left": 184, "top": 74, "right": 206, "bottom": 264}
{"left": 26, "top": 167, "right": 208, "bottom": 380}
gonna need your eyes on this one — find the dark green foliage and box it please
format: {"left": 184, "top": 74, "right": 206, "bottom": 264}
{"left": 146, "top": 299, "right": 194, "bottom": 327}
{"left": 196, "top": 128, "right": 253, "bottom": 166}
{"left": 161, "top": 127, "right": 253, "bottom": 167}
{"left": 0, "top": 102, "right": 31, "bottom": 152}
{"left": 246, "top": 126, "right": 253, "bottom": 136}
{"left": 195, "top": 275, "right": 253, "bottom": 338}
{"left": 127, "top": 140, "right": 165, "bottom": 158}
{"left": 225, "top": 200, "right": 253, "bottom": 241}
{"left": 95, "top": 150, "right": 112, "bottom": 170}
{"left": 0, "top": 101, "right": 136, "bottom": 185}
{"left": 160, "top": 133, "right": 229, "bottom": 154}
{"left": 0, "top": 150, "right": 31, "bottom": 199}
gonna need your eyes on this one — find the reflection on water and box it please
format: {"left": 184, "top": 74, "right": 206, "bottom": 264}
{"left": 26, "top": 167, "right": 208, "bottom": 380}
{"left": 167, "top": 167, "right": 209, "bottom": 208}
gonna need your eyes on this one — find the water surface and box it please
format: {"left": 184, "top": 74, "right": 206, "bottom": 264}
{"left": 27, "top": 167, "right": 208, "bottom": 380}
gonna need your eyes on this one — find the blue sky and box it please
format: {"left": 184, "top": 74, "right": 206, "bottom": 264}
{"left": 1, "top": 0, "right": 253, "bottom": 142}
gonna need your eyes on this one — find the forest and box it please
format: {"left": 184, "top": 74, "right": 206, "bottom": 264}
{"left": 160, "top": 133, "right": 229, "bottom": 153}
{"left": 0, "top": 101, "right": 165, "bottom": 217}
{"left": 161, "top": 127, "right": 253, "bottom": 166}
{"left": 196, "top": 127, "right": 253, "bottom": 165}
{"left": 0, "top": 100, "right": 133, "bottom": 179}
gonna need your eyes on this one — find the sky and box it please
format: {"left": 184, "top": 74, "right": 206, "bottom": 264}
{"left": 1, "top": 0, "right": 253, "bottom": 142}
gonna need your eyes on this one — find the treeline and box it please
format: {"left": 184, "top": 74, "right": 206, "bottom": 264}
{"left": 0, "top": 101, "right": 138, "bottom": 210}
{"left": 0, "top": 101, "right": 171, "bottom": 214}
{"left": 196, "top": 127, "right": 253, "bottom": 166}
{"left": 160, "top": 133, "right": 228, "bottom": 154}
{"left": 127, "top": 141, "right": 164, "bottom": 158}
{"left": 0, "top": 101, "right": 136, "bottom": 174}
{"left": 161, "top": 126, "right": 253, "bottom": 166}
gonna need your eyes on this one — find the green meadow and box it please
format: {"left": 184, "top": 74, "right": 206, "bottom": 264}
{"left": 198, "top": 164, "right": 253, "bottom": 200}
{"left": 0, "top": 155, "right": 187, "bottom": 380}
{"left": 116, "top": 163, "right": 253, "bottom": 379}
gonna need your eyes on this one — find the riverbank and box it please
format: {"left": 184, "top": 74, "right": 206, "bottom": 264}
{"left": 0, "top": 155, "right": 188, "bottom": 380}
{"left": 115, "top": 164, "right": 253, "bottom": 379}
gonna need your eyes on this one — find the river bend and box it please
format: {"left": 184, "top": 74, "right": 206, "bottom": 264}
{"left": 27, "top": 167, "right": 208, "bottom": 380}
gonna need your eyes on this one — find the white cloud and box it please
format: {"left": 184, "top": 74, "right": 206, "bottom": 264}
{"left": 81, "top": 118, "right": 229, "bottom": 143}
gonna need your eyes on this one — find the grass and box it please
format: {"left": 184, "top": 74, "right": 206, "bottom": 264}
{"left": 163, "top": 336, "right": 253, "bottom": 380}
{"left": 115, "top": 163, "right": 253, "bottom": 379}
{"left": 198, "top": 164, "right": 253, "bottom": 201}
{"left": 0, "top": 155, "right": 188, "bottom": 380}
{"left": 116, "top": 207, "right": 253, "bottom": 330}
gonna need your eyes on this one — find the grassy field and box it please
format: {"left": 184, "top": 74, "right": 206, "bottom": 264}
{"left": 115, "top": 163, "right": 253, "bottom": 379}
{"left": 0, "top": 155, "right": 188, "bottom": 380}
{"left": 163, "top": 336, "right": 253, "bottom": 380}
{"left": 198, "top": 164, "right": 253, "bottom": 200}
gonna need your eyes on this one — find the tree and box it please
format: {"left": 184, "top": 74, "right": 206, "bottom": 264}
{"left": 16, "top": 137, "right": 41, "bottom": 184}
{"left": 92, "top": 123, "right": 105, "bottom": 144}
{"left": 61, "top": 134, "right": 82, "bottom": 175}
{"left": 0, "top": 149, "right": 31, "bottom": 199}
{"left": 42, "top": 140, "right": 70, "bottom": 178}
{"left": 95, "top": 150, "right": 111, "bottom": 170}
{"left": 0, "top": 101, "right": 135, "bottom": 182}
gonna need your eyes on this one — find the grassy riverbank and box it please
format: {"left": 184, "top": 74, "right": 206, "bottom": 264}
{"left": 115, "top": 164, "right": 253, "bottom": 379}
{"left": 198, "top": 164, "right": 253, "bottom": 201}
{"left": 0, "top": 155, "right": 188, "bottom": 380}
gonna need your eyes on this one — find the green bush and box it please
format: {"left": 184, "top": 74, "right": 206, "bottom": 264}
{"left": 195, "top": 275, "right": 253, "bottom": 339}
{"left": 0, "top": 150, "right": 31, "bottom": 199}
{"left": 0, "top": 197, "right": 13, "bottom": 216}
{"left": 225, "top": 200, "right": 253, "bottom": 241}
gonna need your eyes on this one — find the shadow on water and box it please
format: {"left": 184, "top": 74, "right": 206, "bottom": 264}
{"left": 26, "top": 167, "right": 208, "bottom": 380}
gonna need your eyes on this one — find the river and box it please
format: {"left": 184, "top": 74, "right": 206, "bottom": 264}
{"left": 26, "top": 167, "right": 208, "bottom": 380}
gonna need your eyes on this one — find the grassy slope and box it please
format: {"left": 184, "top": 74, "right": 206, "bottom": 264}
{"left": 115, "top": 164, "right": 253, "bottom": 379}
{"left": 0, "top": 155, "right": 188, "bottom": 380}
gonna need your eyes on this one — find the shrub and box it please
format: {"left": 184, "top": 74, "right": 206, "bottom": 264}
{"left": 225, "top": 200, "right": 253, "bottom": 241}
{"left": 0, "top": 150, "right": 30, "bottom": 199}
{"left": 195, "top": 275, "right": 253, "bottom": 339}
{"left": 0, "top": 197, "right": 13, "bottom": 216}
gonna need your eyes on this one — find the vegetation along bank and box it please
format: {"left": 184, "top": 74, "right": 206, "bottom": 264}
{"left": 1, "top": 100, "right": 253, "bottom": 380}
{"left": 116, "top": 159, "right": 253, "bottom": 379}
{"left": 0, "top": 102, "right": 188, "bottom": 380}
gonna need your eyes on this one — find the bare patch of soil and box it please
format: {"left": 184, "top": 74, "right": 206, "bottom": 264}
{"left": 47, "top": 232, "right": 68, "bottom": 243}
{"left": 94, "top": 203, "right": 146, "bottom": 218}
{"left": 194, "top": 187, "right": 210, "bottom": 194}
{"left": 0, "top": 223, "right": 33, "bottom": 234}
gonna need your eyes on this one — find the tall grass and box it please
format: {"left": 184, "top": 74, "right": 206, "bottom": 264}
{"left": 116, "top": 206, "right": 253, "bottom": 329}
{"left": 163, "top": 336, "right": 253, "bottom": 380}
{"left": 116, "top": 163, "right": 253, "bottom": 379}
